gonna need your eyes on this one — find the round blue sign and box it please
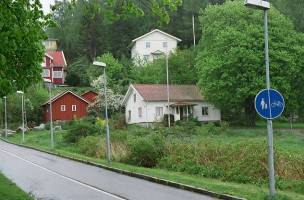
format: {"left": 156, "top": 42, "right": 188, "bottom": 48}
{"left": 254, "top": 89, "right": 285, "bottom": 120}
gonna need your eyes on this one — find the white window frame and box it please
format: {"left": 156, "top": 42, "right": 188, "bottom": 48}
{"left": 156, "top": 107, "right": 163, "bottom": 117}
{"left": 202, "top": 106, "right": 209, "bottom": 116}
{"left": 72, "top": 105, "right": 77, "bottom": 112}
{"left": 61, "top": 105, "right": 66, "bottom": 112}
{"left": 42, "top": 69, "right": 50, "bottom": 77}
{"left": 53, "top": 70, "right": 63, "bottom": 78}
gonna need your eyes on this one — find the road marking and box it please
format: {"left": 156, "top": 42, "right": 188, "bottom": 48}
{"left": 0, "top": 147, "right": 128, "bottom": 200}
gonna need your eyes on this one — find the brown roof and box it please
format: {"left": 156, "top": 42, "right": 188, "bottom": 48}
{"left": 133, "top": 84, "right": 204, "bottom": 102}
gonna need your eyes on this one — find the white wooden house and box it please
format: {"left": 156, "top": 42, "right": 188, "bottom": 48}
{"left": 131, "top": 29, "right": 181, "bottom": 65}
{"left": 122, "top": 84, "right": 221, "bottom": 125}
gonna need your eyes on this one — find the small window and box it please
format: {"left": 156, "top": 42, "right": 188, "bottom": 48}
{"left": 128, "top": 110, "right": 131, "bottom": 121}
{"left": 156, "top": 107, "right": 163, "bottom": 117}
{"left": 176, "top": 107, "right": 179, "bottom": 114}
{"left": 72, "top": 105, "right": 77, "bottom": 112}
{"left": 133, "top": 94, "right": 136, "bottom": 102}
{"left": 163, "top": 42, "right": 167, "bottom": 48}
{"left": 42, "top": 69, "right": 50, "bottom": 77}
{"left": 138, "top": 107, "right": 142, "bottom": 118}
{"left": 53, "top": 71, "right": 63, "bottom": 78}
{"left": 146, "top": 42, "right": 150, "bottom": 48}
{"left": 61, "top": 105, "right": 66, "bottom": 112}
{"left": 202, "top": 107, "right": 209, "bottom": 116}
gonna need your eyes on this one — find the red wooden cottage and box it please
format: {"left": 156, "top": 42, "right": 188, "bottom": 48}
{"left": 81, "top": 91, "right": 98, "bottom": 103}
{"left": 42, "top": 91, "right": 90, "bottom": 122}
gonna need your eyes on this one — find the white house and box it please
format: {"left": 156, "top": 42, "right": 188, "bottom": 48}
{"left": 131, "top": 29, "right": 182, "bottom": 65}
{"left": 122, "top": 84, "right": 221, "bottom": 125}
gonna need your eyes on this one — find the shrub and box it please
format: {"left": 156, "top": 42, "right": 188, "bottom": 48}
{"left": 77, "top": 136, "right": 100, "bottom": 157}
{"left": 63, "top": 120, "right": 98, "bottom": 143}
{"left": 127, "top": 133, "right": 165, "bottom": 167}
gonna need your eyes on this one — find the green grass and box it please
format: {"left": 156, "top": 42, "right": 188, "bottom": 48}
{"left": 0, "top": 172, "right": 33, "bottom": 200}
{"left": 5, "top": 128, "right": 304, "bottom": 200}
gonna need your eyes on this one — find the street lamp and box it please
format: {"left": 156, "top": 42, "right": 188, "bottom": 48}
{"left": 165, "top": 43, "right": 171, "bottom": 127}
{"left": 93, "top": 61, "right": 111, "bottom": 163}
{"left": 3, "top": 96, "right": 7, "bottom": 138}
{"left": 17, "top": 90, "right": 25, "bottom": 143}
{"left": 245, "top": 0, "right": 276, "bottom": 197}
{"left": 44, "top": 79, "right": 54, "bottom": 148}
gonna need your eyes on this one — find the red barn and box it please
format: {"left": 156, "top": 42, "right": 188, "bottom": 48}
{"left": 42, "top": 91, "right": 90, "bottom": 122}
{"left": 81, "top": 91, "right": 98, "bottom": 103}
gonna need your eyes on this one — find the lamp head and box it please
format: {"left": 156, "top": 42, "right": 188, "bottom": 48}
{"left": 93, "top": 61, "right": 106, "bottom": 67}
{"left": 17, "top": 91, "right": 24, "bottom": 94}
{"left": 244, "top": 0, "right": 270, "bottom": 10}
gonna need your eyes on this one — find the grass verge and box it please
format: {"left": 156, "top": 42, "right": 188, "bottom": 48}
{"left": 0, "top": 172, "right": 33, "bottom": 200}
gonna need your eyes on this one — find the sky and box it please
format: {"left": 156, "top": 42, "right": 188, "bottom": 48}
{"left": 40, "top": 0, "right": 56, "bottom": 14}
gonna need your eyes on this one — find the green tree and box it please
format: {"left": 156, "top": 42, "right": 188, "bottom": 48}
{"left": 132, "top": 48, "right": 198, "bottom": 85}
{"left": 196, "top": 0, "right": 304, "bottom": 126}
{"left": 0, "top": 0, "right": 50, "bottom": 97}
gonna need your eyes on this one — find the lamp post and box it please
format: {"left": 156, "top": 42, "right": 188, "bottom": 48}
{"left": 93, "top": 61, "right": 111, "bottom": 163}
{"left": 44, "top": 79, "right": 54, "bottom": 148}
{"left": 245, "top": 0, "right": 275, "bottom": 197}
{"left": 165, "top": 43, "right": 171, "bottom": 127}
{"left": 4, "top": 96, "right": 7, "bottom": 138}
{"left": 17, "top": 91, "right": 25, "bottom": 143}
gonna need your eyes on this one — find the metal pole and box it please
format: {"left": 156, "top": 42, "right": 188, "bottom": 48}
{"left": 192, "top": 14, "right": 196, "bottom": 47}
{"left": 166, "top": 52, "right": 171, "bottom": 127}
{"left": 21, "top": 93, "right": 24, "bottom": 143}
{"left": 4, "top": 97, "right": 7, "bottom": 138}
{"left": 49, "top": 86, "right": 54, "bottom": 149}
{"left": 104, "top": 68, "right": 111, "bottom": 163}
{"left": 264, "top": 9, "right": 276, "bottom": 197}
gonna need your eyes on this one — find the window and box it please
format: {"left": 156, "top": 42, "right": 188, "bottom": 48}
{"left": 163, "top": 42, "right": 167, "bottom": 48}
{"left": 176, "top": 107, "right": 179, "bottom": 114}
{"left": 156, "top": 107, "right": 163, "bottom": 117}
{"left": 42, "top": 69, "right": 50, "bottom": 77}
{"left": 138, "top": 107, "right": 142, "bottom": 118}
{"left": 128, "top": 110, "right": 131, "bottom": 121}
{"left": 72, "top": 105, "right": 77, "bottom": 112}
{"left": 202, "top": 107, "right": 209, "bottom": 116}
{"left": 61, "top": 105, "right": 66, "bottom": 112}
{"left": 133, "top": 94, "right": 136, "bottom": 103}
{"left": 146, "top": 42, "right": 150, "bottom": 48}
{"left": 53, "top": 71, "right": 63, "bottom": 78}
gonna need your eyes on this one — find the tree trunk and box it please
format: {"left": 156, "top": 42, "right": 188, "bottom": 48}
{"left": 244, "top": 97, "right": 256, "bottom": 127}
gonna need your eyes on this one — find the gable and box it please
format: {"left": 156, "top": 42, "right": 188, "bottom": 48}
{"left": 132, "top": 29, "right": 181, "bottom": 43}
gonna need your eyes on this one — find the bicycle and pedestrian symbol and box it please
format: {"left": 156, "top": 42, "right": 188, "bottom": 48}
{"left": 255, "top": 89, "right": 285, "bottom": 120}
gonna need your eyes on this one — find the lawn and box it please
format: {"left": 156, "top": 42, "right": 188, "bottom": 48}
{"left": 0, "top": 172, "right": 33, "bottom": 200}
{"left": 5, "top": 122, "right": 304, "bottom": 200}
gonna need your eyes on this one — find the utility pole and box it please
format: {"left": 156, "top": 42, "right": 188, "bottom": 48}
{"left": 4, "top": 96, "right": 7, "bottom": 138}
{"left": 192, "top": 14, "right": 196, "bottom": 47}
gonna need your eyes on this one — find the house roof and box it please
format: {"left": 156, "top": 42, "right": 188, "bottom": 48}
{"left": 123, "top": 84, "right": 204, "bottom": 104}
{"left": 47, "top": 51, "right": 67, "bottom": 66}
{"left": 42, "top": 91, "right": 89, "bottom": 106}
{"left": 132, "top": 29, "right": 182, "bottom": 43}
{"left": 45, "top": 53, "right": 53, "bottom": 60}
{"left": 81, "top": 90, "right": 98, "bottom": 96}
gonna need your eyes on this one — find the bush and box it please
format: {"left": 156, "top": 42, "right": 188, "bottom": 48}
{"left": 77, "top": 136, "right": 100, "bottom": 157}
{"left": 127, "top": 133, "right": 165, "bottom": 167}
{"left": 63, "top": 120, "right": 98, "bottom": 143}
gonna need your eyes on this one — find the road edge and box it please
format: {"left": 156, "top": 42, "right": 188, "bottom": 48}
{"left": 0, "top": 138, "right": 246, "bottom": 200}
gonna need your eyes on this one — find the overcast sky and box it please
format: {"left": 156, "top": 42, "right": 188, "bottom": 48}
{"left": 40, "top": 0, "right": 56, "bottom": 14}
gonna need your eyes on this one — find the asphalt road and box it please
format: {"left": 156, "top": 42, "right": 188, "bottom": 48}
{"left": 0, "top": 140, "right": 216, "bottom": 200}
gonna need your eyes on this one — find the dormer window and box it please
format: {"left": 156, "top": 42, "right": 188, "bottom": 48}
{"left": 146, "top": 42, "right": 150, "bottom": 48}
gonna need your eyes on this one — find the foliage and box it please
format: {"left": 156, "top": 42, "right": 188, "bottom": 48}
{"left": 0, "top": 0, "right": 51, "bottom": 97}
{"left": 63, "top": 120, "right": 98, "bottom": 143}
{"left": 195, "top": 1, "right": 304, "bottom": 126}
{"left": 127, "top": 133, "right": 165, "bottom": 167}
{"left": 89, "top": 74, "right": 124, "bottom": 115}
{"left": 132, "top": 48, "right": 198, "bottom": 84}
{"left": 77, "top": 136, "right": 101, "bottom": 157}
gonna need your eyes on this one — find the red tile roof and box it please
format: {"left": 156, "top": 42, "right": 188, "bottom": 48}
{"left": 133, "top": 84, "right": 204, "bottom": 102}
{"left": 47, "top": 51, "right": 67, "bottom": 66}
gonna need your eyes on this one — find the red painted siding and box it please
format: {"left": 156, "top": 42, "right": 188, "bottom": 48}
{"left": 81, "top": 91, "right": 98, "bottom": 103}
{"left": 43, "top": 93, "right": 88, "bottom": 122}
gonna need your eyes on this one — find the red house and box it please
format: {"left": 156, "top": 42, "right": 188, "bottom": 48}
{"left": 81, "top": 91, "right": 98, "bottom": 103}
{"left": 42, "top": 91, "right": 90, "bottom": 122}
{"left": 42, "top": 39, "right": 67, "bottom": 85}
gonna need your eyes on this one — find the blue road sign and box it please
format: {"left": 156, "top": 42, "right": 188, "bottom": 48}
{"left": 255, "top": 89, "right": 285, "bottom": 120}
